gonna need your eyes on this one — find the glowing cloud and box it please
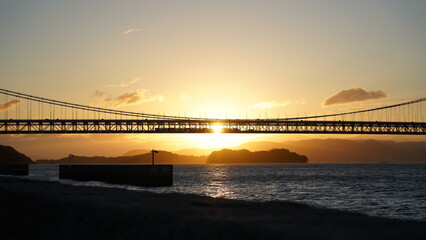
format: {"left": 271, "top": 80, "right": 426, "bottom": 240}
{"left": 324, "top": 87, "right": 387, "bottom": 106}
{"left": 0, "top": 99, "right": 21, "bottom": 111}
{"left": 105, "top": 89, "right": 164, "bottom": 107}
{"left": 122, "top": 28, "right": 142, "bottom": 35}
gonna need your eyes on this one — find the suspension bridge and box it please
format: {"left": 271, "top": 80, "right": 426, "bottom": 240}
{"left": 0, "top": 88, "right": 425, "bottom": 135}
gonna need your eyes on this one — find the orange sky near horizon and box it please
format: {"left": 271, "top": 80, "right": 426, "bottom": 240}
{"left": 1, "top": 1, "right": 426, "bottom": 159}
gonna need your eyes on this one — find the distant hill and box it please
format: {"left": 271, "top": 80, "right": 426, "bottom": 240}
{"left": 280, "top": 139, "right": 426, "bottom": 163}
{"left": 207, "top": 149, "right": 308, "bottom": 164}
{"left": 151, "top": 139, "right": 426, "bottom": 163}
{"left": 123, "top": 148, "right": 214, "bottom": 157}
{"left": 234, "top": 141, "right": 286, "bottom": 152}
{"left": 173, "top": 148, "right": 217, "bottom": 156}
{"left": 82, "top": 139, "right": 426, "bottom": 164}
{"left": 37, "top": 151, "right": 206, "bottom": 164}
{"left": 122, "top": 149, "right": 151, "bottom": 157}
{"left": 0, "top": 145, "right": 33, "bottom": 164}
{"left": 37, "top": 148, "right": 308, "bottom": 165}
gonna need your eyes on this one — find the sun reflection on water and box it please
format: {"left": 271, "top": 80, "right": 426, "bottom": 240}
{"left": 204, "top": 165, "right": 233, "bottom": 198}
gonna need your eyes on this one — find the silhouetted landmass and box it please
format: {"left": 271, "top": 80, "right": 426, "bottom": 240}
{"left": 235, "top": 141, "right": 286, "bottom": 152}
{"left": 37, "top": 148, "right": 308, "bottom": 164}
{"left": 207, "top": 149, "right": 308, "bottom": 164}
{"left": 122, "top": 149, "right": 151, "bottom": 156}
{"left": 1, "top": 176, "right": 425, "bottom": 240}
{"left": 173, "top": 148, "right": 215, "bottom": 156}
{"left": 34, "top": 139, "right": 426, "bottom": 164}
{"left": 36, "top": 151, "right": 206, "bottom": 164}
{"left": 0, "top": 145, "right": 33, "bottom": 164}
{"left": 171, "top": 139, "right": 426, "bottom": 163}
{"left": 279, "top": 139, "right": 426, "bottom": 163}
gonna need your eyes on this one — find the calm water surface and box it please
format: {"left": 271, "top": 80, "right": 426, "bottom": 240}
{"left": 28, "top": 164, "right": 426, "bottom": 221}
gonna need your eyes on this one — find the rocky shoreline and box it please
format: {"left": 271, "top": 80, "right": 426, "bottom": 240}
{"left": 0, "top": 176, "right": 425, "bottom": 240}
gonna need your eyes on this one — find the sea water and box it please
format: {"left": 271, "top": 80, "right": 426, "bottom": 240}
{"left": 28, "top": 163, "right": 426, "bottom": 221}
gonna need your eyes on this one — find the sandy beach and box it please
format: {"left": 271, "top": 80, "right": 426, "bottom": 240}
{"left": 0, "top": 176, "right": 425, "bottom": 240}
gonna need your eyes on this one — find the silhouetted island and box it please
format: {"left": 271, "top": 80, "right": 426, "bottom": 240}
{"left": 207, "top": 149, "right": 308, "bottom": 164}
{"left": 236, "top": 139, "right": 426, "bottom": 163}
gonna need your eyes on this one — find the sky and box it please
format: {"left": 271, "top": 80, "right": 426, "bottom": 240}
{"left": 1, "top": 0, "right": 425, "bottom": 159}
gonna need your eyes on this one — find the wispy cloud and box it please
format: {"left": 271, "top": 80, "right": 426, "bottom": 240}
{"left": 122, "top": 28, "right": 142, "bottom": 35}
{"left": 93, "top": 90, "right": 105, "bottom": 97}
{"left": 0, "top": 99, "right": 21, "bottom": 111}
{"left": 247, "top": 99, "right": 305, "bottom": 110}
{"left": 93, "top": 78, "right": 141, "bottom": 100}
{"left": 180, "top": 93, "right": 190, "bottom": 99}
{"left": 104, "top": 89, "right": 164, "bottom": 107}
{"left": 324, "top": 87, "right": 387, "bottom": 106}
{"left": 106, "top": 78, "right": 140, "bottom": 88}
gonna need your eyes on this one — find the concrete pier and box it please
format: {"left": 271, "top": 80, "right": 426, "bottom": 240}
{"left": 0, "top": 164, "right": 29, "bottom": 175}
{"left": 59, "top": 164, "right": 173, "bottom": 187}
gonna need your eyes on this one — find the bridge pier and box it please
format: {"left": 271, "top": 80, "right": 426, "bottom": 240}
{"left": 59, "top": 164, "right": 173, "bottom": 187}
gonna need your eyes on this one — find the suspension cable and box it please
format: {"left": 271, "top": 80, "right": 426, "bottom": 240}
{"left": 0, "top": 88, "right": 425, "bottom": 121}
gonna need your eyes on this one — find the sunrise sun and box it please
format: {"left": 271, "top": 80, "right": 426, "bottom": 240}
{"left": 212, "top": 124, "right": 223, "bottom": 134}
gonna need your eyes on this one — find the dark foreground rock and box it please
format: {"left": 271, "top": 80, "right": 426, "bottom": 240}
{"left": 0, "top": 176, "right": 425, "bottom": 240}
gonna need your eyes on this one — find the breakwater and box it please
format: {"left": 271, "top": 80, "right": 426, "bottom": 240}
{"left": 59, "top": 164, "right": 173, "bottom": 187}
{"left": 0, "top": 164, "right": 28, "bottom": 175}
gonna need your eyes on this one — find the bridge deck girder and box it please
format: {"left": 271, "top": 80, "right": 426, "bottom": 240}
{"left": 0, "top": 119, "right": 424, "bottom": 135}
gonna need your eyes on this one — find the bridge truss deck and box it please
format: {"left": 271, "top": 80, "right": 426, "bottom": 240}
{"left": 1, "top": 119, "right": 425, "bottom": 135}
